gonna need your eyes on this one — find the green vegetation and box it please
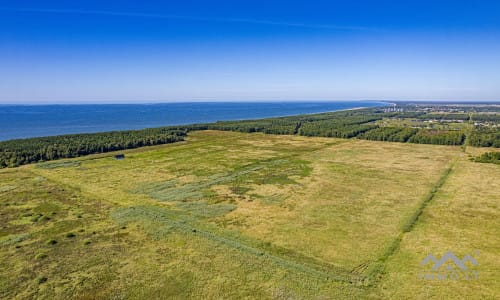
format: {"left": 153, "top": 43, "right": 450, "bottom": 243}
{"left": 376, "top": 156, "right": 499, "bottom": 299}
{"left": 469, "top": 127, "right": 500, "bottom": 147}
{"left": 1, "top": 105, "right": 499, "bottom": 169}
{"left": 1, "top": 130, "right": 498, "bottom": 299}
{"left": 358, "top": 127, "right": 418, "bottom": 142}
{"left": 37, "top": 161, "right": 82, "bottom": 169}
{"left": 408, "top": 129, "right": 465, "bottom": 145}
{"left": 473, "top": 151, "right": 500, "bottom": 164}
{"left": 0, "top": 128, "right": 186, "bottom": 168}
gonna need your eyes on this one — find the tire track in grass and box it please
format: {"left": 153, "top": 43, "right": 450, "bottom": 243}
{"left": 112, "top": 205, "right": 366, "bottom": 284}
{"left": 31, "top": 135, "right": 362, "bottom": 285}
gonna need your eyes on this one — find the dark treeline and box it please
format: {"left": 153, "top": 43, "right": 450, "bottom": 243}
{"left": 203, "top": 110, "right": 475, "bottom": 146}
{"left": 358, "top": 127, "right": 418, "bottom": 142}
{"left": 473, "top": 151, "right": 500, "bottom": 164}
{"left": 408, "top": 130, "right": 465, "bottom": 145}
{"left": 206, "top": 119, "right": 300, "bottom": 135}
{"left": 204, "top": 110, "right": 382, "bottom": 137}
{"left": 299, "top": 122, "right": 376, "bottom": 138}
{"left": 417, "top": 113, "right": 470, "bottom": 121}
{"left": 203, "top": 109, "right": 497, "bottom": 147}
{"left": 390, "top": 112, "right": 426, "bottom": 118}
{"left": 468, "top": 128, "right": 500, "bottom": 147}
{"left": 0, "top": 128, "right": 186, "bottom": 168}
{"left": 1, "top": 107, "right": 499, "bottom": 168}
{"left": 472, "top": 114, "right": 500, "bottom": 122}
{"left": 298, "top": 115, "right": 380, "bottom": 138}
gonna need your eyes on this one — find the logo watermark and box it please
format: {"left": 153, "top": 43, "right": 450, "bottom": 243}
{"left": 419, "top": 251, "right": 479, "bottom": 281}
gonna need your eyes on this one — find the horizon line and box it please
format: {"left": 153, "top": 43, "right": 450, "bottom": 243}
{"left": 1, "top": 100, "right": 500, "bottom": 106}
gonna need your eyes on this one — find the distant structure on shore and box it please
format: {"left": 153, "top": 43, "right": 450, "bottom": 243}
{"left": 383, "top": 105, "right": 404, "bottom": 113}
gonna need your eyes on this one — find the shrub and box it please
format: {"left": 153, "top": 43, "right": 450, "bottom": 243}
{"left": 474, "top": 151, "right": 500, "bottom": 164}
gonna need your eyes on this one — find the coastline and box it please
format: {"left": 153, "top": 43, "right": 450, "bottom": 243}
{"left": 0, "top": 101, "right": 389, "bottom": 141}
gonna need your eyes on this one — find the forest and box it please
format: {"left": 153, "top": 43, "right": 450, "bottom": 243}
{"left": 468, "top": 128, "right": 500, "bottom": 147}
{"left": 358, "top": 127, "right": 418, "bottom": 143}
{"left": 0, "top": 128, "right": 186, "bottom": 168}
{"left": 1, "top": 106, "right": 499, "bottom": 168}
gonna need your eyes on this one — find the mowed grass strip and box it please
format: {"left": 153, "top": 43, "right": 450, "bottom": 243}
{"left": 227, "top": 137, "right": 461, "bottom": 272}
{"left": 372, "top": 155, "right": 500, "bottom": 299}
{"left": 111, "top": 205, "right": 361, "bottom": 283}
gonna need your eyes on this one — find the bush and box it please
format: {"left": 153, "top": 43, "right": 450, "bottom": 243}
{"left": 474, "top": 152, "right": 500, "bottom": 164}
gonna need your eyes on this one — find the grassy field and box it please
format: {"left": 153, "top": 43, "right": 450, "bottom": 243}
{"left": 0, "top": 130, "right": 498, "bottom": 299}
{"left": 372, "top": 156, "right": 500, "bottom": 299}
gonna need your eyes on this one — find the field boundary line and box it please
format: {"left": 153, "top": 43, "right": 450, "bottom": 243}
{"left": 365, "top": 159, "right": 457, "bottom": 285}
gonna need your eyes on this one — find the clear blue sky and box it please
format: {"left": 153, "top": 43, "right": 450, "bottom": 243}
{"left": 1, "top": 0, "right": 499, "bottom": 103}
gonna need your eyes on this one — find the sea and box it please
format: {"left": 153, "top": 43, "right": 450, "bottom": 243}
{"left": 0, "top": 101, "right": 390, "bottom": 141}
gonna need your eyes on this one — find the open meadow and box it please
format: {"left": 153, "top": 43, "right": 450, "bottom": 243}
{"left": 0, "top": 130, "right": 498, "bottom": 299}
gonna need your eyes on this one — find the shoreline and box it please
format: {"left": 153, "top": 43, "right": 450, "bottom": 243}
{"left": 0, "top": 102, "right": 389, "bottom": 142}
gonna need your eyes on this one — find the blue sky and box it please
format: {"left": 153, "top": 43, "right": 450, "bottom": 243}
{"left": 1, "top": 0, "right": 499, "bottom": 103}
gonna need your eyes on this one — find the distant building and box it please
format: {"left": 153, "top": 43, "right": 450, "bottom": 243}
{"left": 114, "top": 154, "right": 125, "bottom": 160}
{"left": 383, "top": 106, "right": 404, "bottom": 113}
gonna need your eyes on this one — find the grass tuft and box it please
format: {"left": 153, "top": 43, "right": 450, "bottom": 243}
{"left": 46, "top": 239, "right": 58, "bottom": 245}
